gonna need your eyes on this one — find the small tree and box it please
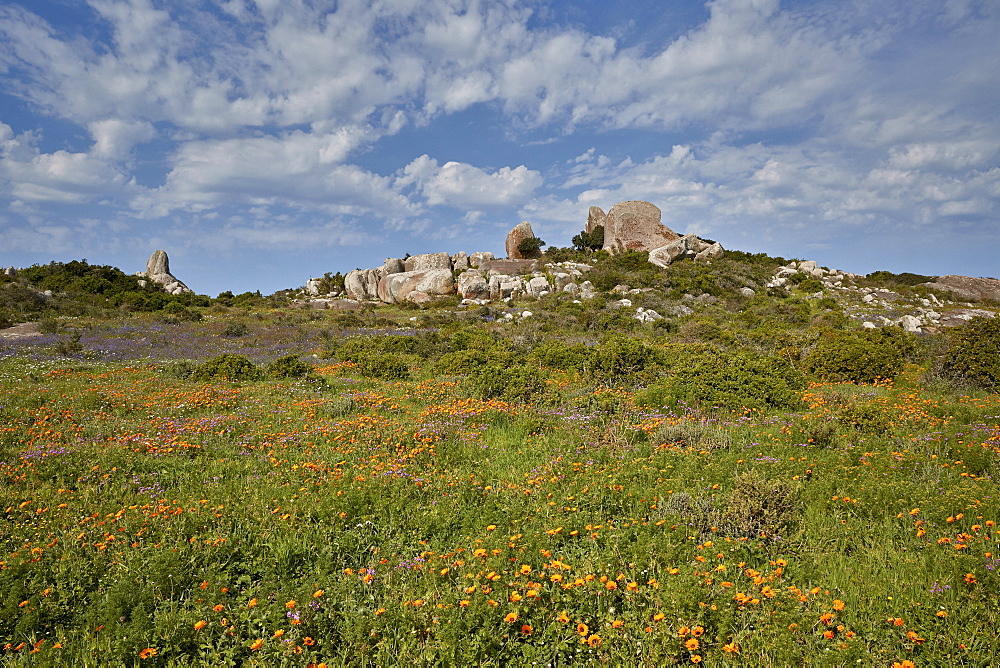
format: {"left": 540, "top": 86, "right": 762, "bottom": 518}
{"left": 517, "top": 237, "right": 545, "bottom": 258}
{"left": 572, "top": 225, "right": 605, "bottom": 252}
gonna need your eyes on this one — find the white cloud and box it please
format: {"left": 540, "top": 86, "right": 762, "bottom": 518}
{"left": 399, "top": 155, "right": 543, "bottom": 209}
{"left": 135, "top": 129, "right": 414, "bottom": 217}
{"left": 0, "top": 124, "right": 134, "bottom": 204}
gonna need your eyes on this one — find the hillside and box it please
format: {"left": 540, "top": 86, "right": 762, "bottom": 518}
{"left": 1, "top": 242, "right": 999, "bottom": 665}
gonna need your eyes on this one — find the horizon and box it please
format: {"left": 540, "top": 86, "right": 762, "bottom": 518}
{"left": 2, "top": 0, "right": 998, "bottom": 297}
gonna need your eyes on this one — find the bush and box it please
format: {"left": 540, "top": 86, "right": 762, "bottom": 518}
{"left": 266, "top": 354, "right": 315, "bottom": 379}
{"left": 590, "top": 334, "right": 665, "bottom": 386}
{"left": 937, "top": 316, "right": 1000, "bottom": 391}
{"left": 220, "top": 322, "right": 250, "bottom": 338}
{"left": 468, "top": 363, "right": 551, "bottom": 403}
{"left": 719, "top": 471, "right": 802, "bottom": 539}
{"left": 191, "top": 354, "right": 261, "bottom": 382}
{"left": 354, "top": 354, "right": 411, "bottom": 380}
{"left": 804, "top": 327, "right": 917, "bottom": 383}
{"left": 634, "top": 345, "right": 804, "bottom": 412}
{"left": 517, "top": 237, "right": 545, "bottom": 258}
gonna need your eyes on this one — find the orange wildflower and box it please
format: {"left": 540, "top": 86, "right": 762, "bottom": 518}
{"left": 250, "top": 639, "right": 263, "bottom": 650}
{"left": 194, "top": 620, "right": 207, "bottom": 631}
{"left": 139, "top": 648, "right": 158, "bottom": 659}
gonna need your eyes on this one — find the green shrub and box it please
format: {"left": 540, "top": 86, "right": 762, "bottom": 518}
{"left": 220, "top": 322, "right": 250, "bottom": 338}
{"left": 192, "top": 354, "right": 261, "bottom": 382}
{"left": 634, "top": 345, "right": 804, "bottom": 412}
{"left": 527, "top": 340, "right": 589, "bottom": 371}
{"left": 516, "top": 237, "right": 545, "bottom": 258}
{"left": 719, "top": 470, "right": 802, "bottom": 539}
{"left": 590, "top": 334, "right": 665, "bottom": 386}
{"left": 432, "top": 349, "right": 495, "bottom": 375}
{"left": 354, "top": 354, "right": 411, "bottom": 380}
{"left": 937, "top": 316, "right": 1000, "bottom": 391}
{"left": 267, "top": 354, "right": 315, "bottom": 379}
{"left": 468, "top": 363, "right": 551, "bottom": 403}
{"left": 804, "top": 327, "right": 917, "bottom": 383}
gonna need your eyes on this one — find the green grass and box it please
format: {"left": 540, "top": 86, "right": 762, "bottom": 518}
{"left": 1, "top": 345, "right": 998, "bottom": 666}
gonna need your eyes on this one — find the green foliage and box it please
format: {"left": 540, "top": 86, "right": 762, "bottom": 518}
{"left": 719, "top": 470, "right": 803, "bottom": 539}
{"left": 937, "top": 316, "right": 1000, "bottom": 391}
{"left": 590, "top": 334, "right": 665, "bottom": 386}
{"left": 220, "top": 322, "right": 250, "bottom": 338}
{"left": 266, "top": 354, "right": 315, "bottom": 379}
{"left": 354, "top": 353, "right": 411, "bottom": 380}
{"left": 467, "top": 363, "right": 550, "bottom": 403}
{"left": 635, "top": 345, "right": 804, "bottom": 412}
{"left": 804, "top": 327, "right": 917, "bottom": 383}
{"left": 571, "top": 224, "right": 604, "bottom": 252}
{"left": 516, "top": 236, "right": 545, "bottom": 258}
{"left": 527, "top": 340, "right": 589, "bottom": 371}
{"left": 191, "top": 354, "right": 261, "bottom": 382}
{"left": 867, "top": 270, "right": 935, "bottom": 287}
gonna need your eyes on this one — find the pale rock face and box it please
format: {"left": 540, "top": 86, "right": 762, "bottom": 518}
{"left": 383, "top": 258, "right": 405, "bottom": 274}
{"left": 469, "top": 252, "right": 495, "bottom": 268}
{"left": 526, "top": 276, "right": 551, "bottom": 297}
{"left": 452, "top": 251, "right": 469, "bottom": 272}
{"left": 457, "top": 270, "right": 488, "bottom": 299}
{"left": 378, "top": 268, "right": 454, "bottom": 304}
{"left": 898, "top": 315, "right": 922, "bottom": 332}
{"left": 602, "top": 201, "right": 680, "bottom": 253}
{"left": 648, "top": 234, "right": 723, "bottom": 268}
{"left": 739, "top": 287, "right": 756, "bottom": 298}
{"left": 404, "top": 252, "right": 452, "bottom": 272}
{"left": 921, "top": 275, "right": 1000, "bottom": 303}
{"left": 344, "top": 268, "right": 385, "bottom": 301}
{"left": 586, "top": 206, "right": 606, "bottom": 234}
{"left": 305, "top": 278, "right": 323, "bottom": 295}
{"left": 141, "top": 250, "right": 192, "bottom": 294}
{"left": 505, "top": 221, "right": 538, "bottom": 260}
{"left": 579, "top": 281, "right": 596, "bottom": 299}
{"left": 694, "top": 242, "right": 724, "bottom": 262}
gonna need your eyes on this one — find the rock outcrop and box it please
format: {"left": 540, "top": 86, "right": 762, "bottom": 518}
{"left": 378, "top": 269, "right": 455, "bottom": 304}
{"left": 921, "top": 276, "right": 1000, "bottom": 303}
{"left": 139, "top": 250, "right": 192, "bottom": 295}
{"left": 648, "top": 234, "right": 724, "bottom": 268}
{"left": 602, "top": 201, "right": 680, "bottom": 253}
{"left": 506, "top": 222, "right": 538, "bottom": 260}
{"left": 404, "top": 252, "right": 452, "bottom": 273}
{"left": 586, "top": 206, "right": 606, "bottom": 234}
{"left": 344, "top": 268, "right": 384, "bottom": 301}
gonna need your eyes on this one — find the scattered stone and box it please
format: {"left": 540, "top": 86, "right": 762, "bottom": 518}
{"left": 305, "top": 278, "right": 323, "bottom": 295}
{"left": 526, "top": 276, "right": 551, "bottom": 298}
{"left": 635, "top": 307, "right": 663, "bottom": 323}
{"left": 739, "top": 287, "right": 756, "bottom": 298}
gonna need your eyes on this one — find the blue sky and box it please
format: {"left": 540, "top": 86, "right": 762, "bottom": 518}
{"left": 1, "top": 0, "right": 998, "bottom": 296}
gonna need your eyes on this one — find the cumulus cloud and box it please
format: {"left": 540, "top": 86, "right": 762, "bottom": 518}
{"left": 399, "top": 155, "right": 543, "bottom": 209}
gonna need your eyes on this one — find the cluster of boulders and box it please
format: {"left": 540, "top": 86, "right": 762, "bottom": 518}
{"left": 764, "top": 259, "right": 997, "bottom": 332}
{"left": 137, "top": 250, "right": 192, "bottom": 295}
{"left": 765, "top": 260, "right": 859, "bottom": 290}
{"left": 320, "top": 200, "right": 723, "bottom": 306}
{"left": 581, "top": 201, "right": 723, "bottom": 266}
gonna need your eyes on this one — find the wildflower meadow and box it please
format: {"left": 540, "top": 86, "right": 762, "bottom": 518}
{"left": 2, "top": 259, "right": 999, "bottom": 666}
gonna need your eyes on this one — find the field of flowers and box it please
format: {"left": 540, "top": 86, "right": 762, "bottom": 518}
{"left": 2, "top": 311, "right": 998, "bottom": 666}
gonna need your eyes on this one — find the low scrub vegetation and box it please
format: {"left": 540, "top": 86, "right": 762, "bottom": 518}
{"left": 1, "top": 251, "right": 999, "bottom": 665}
